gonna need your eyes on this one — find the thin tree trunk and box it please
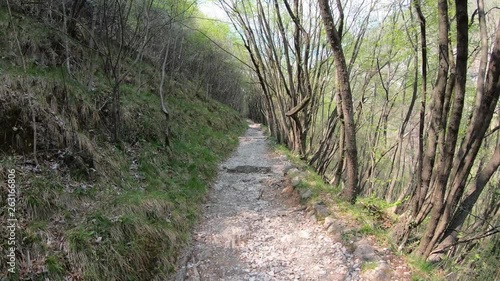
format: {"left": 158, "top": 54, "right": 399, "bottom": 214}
{"left": 318, "top": 0, "right": 359, "bottom": 203}
{"left": 410, "top": 0, "right": 428, "bottom": 219}
{"left": 159, "top": 44, "right": 171, "bottom": 147}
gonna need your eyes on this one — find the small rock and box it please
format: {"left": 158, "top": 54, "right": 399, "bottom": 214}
{"left": 291, "top": 176, "right": 301, "bottom": 187}
{"left": 283, "top": 164, "right": 294, "bottom": 175}
{"left": 300, "top": 189, "right": 312, "bottom": 199}
{"left": 324, "top": 216, "right": 336, "bottom": 228}
{"left": 298, "top": 230, "right": 310, "bottom": 239}
{"left": 134, "top": 174, "right": 145, "bottom": 180}
{"left": 313, "top": 202, "right": 330, "bottom": 217}
{"left": 330, "top": 233, "right": 342, "bottom": 242}
{"left": 353, "top": 239, "right": 378, "bottom": 261}
{"left": 129, "top": 160, "right": 138, "bottom": 171}
{"left": 326, "top": 219, "right": 345, "bottom": 234}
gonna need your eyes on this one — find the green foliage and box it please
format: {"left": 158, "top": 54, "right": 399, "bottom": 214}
{"left": 68, "top": 227, "right": 94, "bottom": 252}
{"left": 153, "top": 0, "right": 197, "bottom": 17}
{"left": 46, "top": 255, "right": 65, "bottom": 276}
{"left": 195, "top": 18, "right": 232, "bottom": 43}
{"left": 60, "top": 80, "right": 244, "bottom": 279}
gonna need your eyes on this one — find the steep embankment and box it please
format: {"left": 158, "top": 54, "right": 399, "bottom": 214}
{"left": 0, "top": 7, "right": 245, "bottom": 280}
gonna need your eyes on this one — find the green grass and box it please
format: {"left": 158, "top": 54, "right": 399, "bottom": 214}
{"left": 46, "top": 255, "right": 64, "bottom": 275}
{"left": 10, "top": 76, "right": 242, "bottom": 278}
{"left": 60, "top": 88, "right": 244, "bottom": 280}
{"left": 408, "top": 255, "right": 444, "bottom": 281}
{"left": 361, "top": 261, "right": 378, "bottom": 272}
{"left": 68, "top": 227, "right": 94, "bottom": 251}
{"left": 276, "top": 142, "right": 398, "bottom": 231}
{"left": 275, "top": 144, "right": 339, "bottom": 198}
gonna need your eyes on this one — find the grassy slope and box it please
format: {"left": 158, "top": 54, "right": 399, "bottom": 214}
{"left": 0, "top": 8, "right": 246, "bottom": 281}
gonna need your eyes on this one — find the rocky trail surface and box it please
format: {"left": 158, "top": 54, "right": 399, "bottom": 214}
{"left": 176, "top": 123, "right": 411, "bottom": 281}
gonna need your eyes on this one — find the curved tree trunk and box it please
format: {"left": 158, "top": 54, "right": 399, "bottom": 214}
{"left": 318, "top": 0, "right": 359, "bottom": 203}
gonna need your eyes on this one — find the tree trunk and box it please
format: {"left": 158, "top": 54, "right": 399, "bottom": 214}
{"left": 417, "top": 0, "right": 467, "bottom": 257}
{"left": 430, "top": 145, "right": 500, "bottom": 261}
{"left": 410, "top": 0, "right": 428, "bottom": 219}
{"left": 318, "top": 0, "right": 359, "bottom": 203}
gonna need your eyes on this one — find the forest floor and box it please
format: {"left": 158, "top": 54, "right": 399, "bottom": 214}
{"left": 176, "top": 122, "right": 412, "bottom": 281}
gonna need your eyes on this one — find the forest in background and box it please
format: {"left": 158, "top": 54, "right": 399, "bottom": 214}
{"left": 217, "top": 0, "right": 499, "bottom": 279}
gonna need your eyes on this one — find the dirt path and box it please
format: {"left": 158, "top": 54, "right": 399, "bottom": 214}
{"left": 176, "top": 123, "right": 363, "bottom": 281}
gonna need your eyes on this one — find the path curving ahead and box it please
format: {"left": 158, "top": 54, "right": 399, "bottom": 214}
{"left": 177, "top": 123, "right": 359, "bottom": 281}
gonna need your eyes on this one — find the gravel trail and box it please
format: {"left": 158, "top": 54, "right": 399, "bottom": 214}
{"left": 177, "top": 123, "right": 359, "bottom": 281}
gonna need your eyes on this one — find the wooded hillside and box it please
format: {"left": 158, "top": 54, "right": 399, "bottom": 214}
{"left": 218, "top": 0, "right": 499, "bottom": 279}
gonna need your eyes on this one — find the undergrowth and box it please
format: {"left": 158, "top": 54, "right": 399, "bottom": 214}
{"left": 0, "top": 7, "right": 246, "bottom": 280}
